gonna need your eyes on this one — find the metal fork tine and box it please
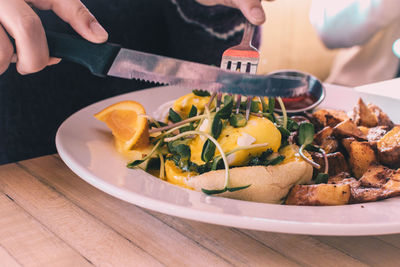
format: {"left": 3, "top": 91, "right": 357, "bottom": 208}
{"left": 250, "top": 64, "right": 258, "bottom": 74}
{"left": 240, "top": 65, "right": 247, "bottom": 73}
{"left": 230, "top": 61, "right": 238, "bottom": 72}
{"left": 235, "top": 94, "right": 242, "bottom": 114}
{"left": 245, "top": 96, "right": 252, "bottom": 120}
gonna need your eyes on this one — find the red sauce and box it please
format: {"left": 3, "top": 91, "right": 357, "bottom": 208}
{"left": 275, "top": 93, "right": 318, "bottom": 110}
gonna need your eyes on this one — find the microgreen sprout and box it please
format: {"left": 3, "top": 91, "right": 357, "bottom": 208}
{"left": 127, "top": 140, "right": 163, "bottom": 168}
{"left": 149, "top": 114, "right": 207, "bottom": 134}
{"left": 277, "top": 97, "right": 287, "bottom": 129}
{"left": 298, "top": 122, "right": 321, "bottom": 169}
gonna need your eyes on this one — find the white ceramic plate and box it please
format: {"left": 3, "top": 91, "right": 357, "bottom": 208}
{"left": 56, "top": 84, "right": 400, "bottom": 236}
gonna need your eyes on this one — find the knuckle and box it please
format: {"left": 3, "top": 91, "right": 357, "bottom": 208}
{"left": 75, "top": 4, "right": 90, "bottom": 18}
{"left": 15, "top": 14, "right": 42, "bottom": 36}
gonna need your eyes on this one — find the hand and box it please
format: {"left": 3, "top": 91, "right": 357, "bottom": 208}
{"left": 196, "top": 0, "right": 274, "bottom": 25}
{"left": 0, "top": 0, "right": 108, "bottom": 75}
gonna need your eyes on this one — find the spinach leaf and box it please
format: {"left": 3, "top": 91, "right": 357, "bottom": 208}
{"left": 192, "top": 90, "right": 211, "bottom": 97}
{"left": 168, "top": 108, "right": 182, "bottom": 123}
{"left": 298, "top": 122, "right": 315, "bottom": 146}
{"left": 201, "top": 139, "right": 216, "bottom": 162}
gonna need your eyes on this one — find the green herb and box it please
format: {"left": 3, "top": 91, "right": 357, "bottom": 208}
{"left": 229, "top": 113, "right": 247, "bottom": 128}
{"left": 276, "top": 97, "right": 287, "bottom": 129}
{"left": 149, "top": 120, "right": 168, "bottom": 129}
{"left": 188, "top": 105, "right": 197, "bottom": 118}
{"left": 202, "top": 184, "right": 251, "bottom": 195}
{"left": 192, "top": 90, "right": 211, "bottom": 97}
{"left": 267, "top": 155, "right": 285, "bottom": 165}
{"left": 127, "top": 140, "right": 163, "bottom": 168}
{"left": 216, "top": 95, "right": 233, "bottom": 119}
{"left": 175, "top": 144, "right": 190, "bottom": 161}
{"left": 263, "top": 113, "right": 275, "bottom": 123}
{"left": 268, "top": 97, "right": 275, "bottom": 114}
{"left": 167, "top": 138, "right": 191, "bottom": 153}
{"left": 259, "top": 97, "right": 268, "bottom": 113}
{"left": 278, "top": 126, "right": 290, "bottom": 139}
{"left": 314, "top": 173, "right": 329, "bottom": 184}
{"left": 226, "top": 184, "right": 251, "bottom": 192}
{"left": 201, "top": 139, "right": 216, "bottom": 162}
{"left": 286, "top": 118, "right": 299, "bottom": 132}
{"left": 298, "top": 122, "right": 315, "bottom": 146}
{"left": 211, "top": 114, "right": 223, "bottom": 139}
{"left": 201, "top": 188, "right": 227, "bottom": 195}
{"left": 179, "top": 125, "right": 194, "bottom": 133}
{"left": 211, "top": 157, "right": 223, "bottom": 170}
{"left": 168, "top": 108, "right": 182, "bottom": 123}
{"left": 250, "top": 100, "right": 260, "bottom": 113}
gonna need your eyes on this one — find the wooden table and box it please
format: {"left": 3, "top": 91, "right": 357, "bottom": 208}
{"left": 0, "top": 154, "right": 399, "bottom": 266}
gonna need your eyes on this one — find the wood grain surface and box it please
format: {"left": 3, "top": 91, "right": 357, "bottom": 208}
{"left": 0, "top": 155, "right": 399, "bottom": 266}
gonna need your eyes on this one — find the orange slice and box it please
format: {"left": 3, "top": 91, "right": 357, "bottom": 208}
{"left": 95, "top": 100, "right": 149, "bottom": 151}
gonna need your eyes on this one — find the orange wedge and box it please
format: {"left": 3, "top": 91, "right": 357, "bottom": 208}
{"left": 95, "top": 100, "right": 149, "bottom": 151}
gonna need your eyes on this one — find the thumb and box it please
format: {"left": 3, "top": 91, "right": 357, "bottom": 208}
{"left": 51, "top": 0, "right": 108, "bottom": 43}
{"left": 233, "top": 0, "right": 266, "bottom": 25}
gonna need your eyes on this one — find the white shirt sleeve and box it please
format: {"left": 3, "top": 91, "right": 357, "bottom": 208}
{"left": 309, "top": 0, "right": 400, "bottom": 48}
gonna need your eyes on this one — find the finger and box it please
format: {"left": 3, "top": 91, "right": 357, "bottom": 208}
{"left": 0, "top": 0, "right": 49, "bottom": 74}
{"left": 233, "top": 0, "right": 266, "bottom": 25}
{"left": 51, "top": 0, "right": 108, "bottom": 43}
{"left": 0, "top": 24, "right": 14, "bottom": 74}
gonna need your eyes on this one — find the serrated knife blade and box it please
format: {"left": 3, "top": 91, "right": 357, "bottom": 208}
{"left": 107, "top": 48, "right": 310, "bottom": 97}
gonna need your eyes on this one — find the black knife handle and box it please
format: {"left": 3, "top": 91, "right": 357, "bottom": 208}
{"left": 8, "top": 31, "right": 121, "bottom": 77}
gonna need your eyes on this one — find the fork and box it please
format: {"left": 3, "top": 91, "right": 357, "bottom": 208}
{"left": 219, "top": 21, "right": 260, "bottom": 119}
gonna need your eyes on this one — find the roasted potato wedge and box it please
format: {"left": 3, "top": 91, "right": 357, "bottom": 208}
{"left": 286, "top": 184, "right": 351, "bottom": 206}
{"left": 349, "top": 187, "right": 387, "bottom": 203}
{"left": 314, "top": 127, "right": 339, "bottom": 153}
{"left": 328, "top": 172, "right": 352, "bottom": 184}
{"left": 351, "top": 98, "right": 378, "bottom": 127}
{"left": 359, "top": 164, "right": 392, "bottom": 188}
{"left": 342, "top": 138, "right": 378, "bottom": 178}
{"left": 333, "top": 119, "right": 365, "bottom": 140}
{"left": 377, "top": 126, "right": 400, "bottom": 168}
{"left": 368, "top": 103, "right": 394, "bottom": 128}
{"left": 311, "top": 152, "right": 349, "bottom": 176}
{"left": 312, "top": 109, "right": 350, "bottom": 128}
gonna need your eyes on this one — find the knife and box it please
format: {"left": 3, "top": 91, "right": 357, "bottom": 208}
{"left": 43, "top": 31, "right": 310, "bottom": 97}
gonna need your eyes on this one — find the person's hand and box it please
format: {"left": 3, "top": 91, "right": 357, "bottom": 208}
{"left": 0, "top": 0, "right": 108, "bottom": 75}
{"left": 196, "top": 0, "right": 274, "bottom": 25}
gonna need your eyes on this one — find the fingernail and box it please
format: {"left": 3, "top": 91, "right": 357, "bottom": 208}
{"left": 250, "top": 7, "right": 265, "bottom": 22}
{"left": 90, "top": 21, "right": 108, "bottom": 41}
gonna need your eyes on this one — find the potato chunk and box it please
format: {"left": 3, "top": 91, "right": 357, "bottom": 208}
{"left": 367, "top": 103, "right": 394, "bottom": 128}
{"left": 312, "top": 109, "right": 350, "bottom": 128}
{"left": 333, "top": 119, "right": 365, "bottom": 139}
{"left": 359, "top": 164, "right": 392, "bottom": 188}
{"left": 286, "top": 184, "right": 351, "bottom": 206}
{"left": 314, "top": 126, "right": 339, "bottom": 153}
{"left": 342, "top": 139, "right": 378, "bottom": 178}
{"left": 351, "top": 98, "right": 378, "bottom": 127}
{"left": 311, "top": 152, "right": 349, "bottom": 176}
{"left": 377, "top": 126, "right": 400, "bottom": 168}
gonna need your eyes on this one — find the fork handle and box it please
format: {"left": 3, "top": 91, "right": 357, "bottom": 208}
{"left": 9, "top": 31, "right": 121, "bottom": 77}
{"left": 240, "top": 21, "right": 256, "bottom": 46}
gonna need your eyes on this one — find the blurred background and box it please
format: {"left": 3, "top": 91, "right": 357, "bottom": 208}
{"left": 258, "top": 0, "right": 338, "bottom": 80}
